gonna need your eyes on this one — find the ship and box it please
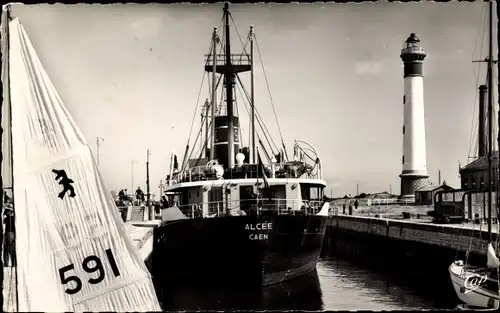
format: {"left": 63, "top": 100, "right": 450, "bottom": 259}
{"left": 152, "top": 3, "right": 330, "bottom": 293}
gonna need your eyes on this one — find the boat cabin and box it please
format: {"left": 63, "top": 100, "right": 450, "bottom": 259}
{"left": 163, "top": 179, "right": 325, "bottom": 219}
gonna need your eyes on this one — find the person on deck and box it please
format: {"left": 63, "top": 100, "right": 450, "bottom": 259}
{"left": 354, "top": 200, "right": 359, "bottom": 210}
{"left": 160, "top": 196, "right": 169, "bottom": 209}
{"left": 3, "top": 191, "right": 11, "bottom": 204}
{"left": 135, "top": 187, "right": 145, "bottom": 204}
{"left": 154, "top": 201, "right": 161, "bottom": 215}
{"left": 118, "top": 189, "right": 125, "bottom": 203}
{"left": 3, "top": 207, "right": 16, "bottom": 267}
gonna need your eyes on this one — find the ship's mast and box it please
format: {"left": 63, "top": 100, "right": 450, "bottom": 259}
{"left": 203, "top": 98, "right": 209, "bottom": 157}
{"left": 210, "top": 28, "right": 217, "bottom": 161}
{"left": 204, "top": 4, "right": 251, "bottom": 172}
{"left": 497, "top": 0, "right": 500, "bottom": 228}
{"left": 0, "top": 6, "right": 8, "bottom": 311}
{"left": 487, "top": 0, "right": 493, "bottom": 243}
{"left": 224, "top": 3, "right": 235, "bottom": 169}
{"left": 250, "top": 26, "right": 256, "bottom": 164}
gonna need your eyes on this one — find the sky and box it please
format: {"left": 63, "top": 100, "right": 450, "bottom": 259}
{"left": 2, "top": 2, "right": 497, "bottom": 197}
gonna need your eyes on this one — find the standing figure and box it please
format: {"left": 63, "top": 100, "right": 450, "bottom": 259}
{"left": 3, "top": 207, "right": 16, "bottom": 267}
{"left": 136, "top": 187, "right": 145, "bottom": 205}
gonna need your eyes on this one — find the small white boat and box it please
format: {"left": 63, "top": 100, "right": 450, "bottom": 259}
{"left": 456, "top": 304, "right": 499, "bottom": 311}
{"left": 449, "top": 257, "right": 499, "bottom": 310}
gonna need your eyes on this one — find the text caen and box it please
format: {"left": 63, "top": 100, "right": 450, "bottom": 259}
{"left": 249, "top": 233, "right": 269, "bottom": 240}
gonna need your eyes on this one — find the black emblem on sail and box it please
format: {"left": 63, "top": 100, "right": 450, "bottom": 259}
{"left": 52, "top": 169, "right": 76, "bottom": 199}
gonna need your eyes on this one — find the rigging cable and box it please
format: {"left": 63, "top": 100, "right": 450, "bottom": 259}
{"left": 183, "top": 20, "right": 227, "bottom": 170}
{"left": 235, "top": 79, "right": 271, "bottom": 157}
{"left": 254, "top": 34, "right": 287, "bottom": 155}
{"left": 180, "top": 35, "right": 216, "bottom": 171}
{"left": 259, "top": 139, "right": 272, "bottom": 162}
{"left": 235, "top": 74, "right": 277, "bottom": 155}
{"left": 235, "top": 74, "right": 279, "bottom": 152}
{"left": 228, "top": 16, "right": 289, "bottom": 160}
{"left": 468, "top": 5, "right": 488, "bottom": 160}
{"left": 236, "top": 76, "right": 276, "bottom": 149}
{"left": 229, "top": 13, "right": 250, "bottom": 60}
{"left": 194, "top": 118, "right": 215, "bottom": 167}
{"left": 185, "top": 16, "right": 226, "bottom": 169}
{"left": 233, "top": 81, "right": 273, "bottom": 160}
{"left": 185, "top": 113, "right": 209, "bottom": 169}
{"left": 235, "top": 79, "right": 277, "bottom": 159}
{"left": 227, "top": 14, "right": 254, "bottom": 150}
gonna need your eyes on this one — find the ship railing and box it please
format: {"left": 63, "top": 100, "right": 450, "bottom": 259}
{"left": 168, "top": 162, "right": 323, "bottom": 184}
{"left": 401, "top": 46, "right": 425, "bottom": 54}
{"left": 170, "top": 198, "right": 325, "bottom": 219}
{"left": 204, "top": 53, "right": 251, "bottom": 65}
{"left": 201, "top": 198, "right": 324, "bottom": 216}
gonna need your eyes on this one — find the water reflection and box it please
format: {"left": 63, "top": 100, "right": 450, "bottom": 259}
{"left": 159, "top": 257, "right": 449, "bottom": 311}
{"left": 160, "top": 270, "right": 323, "bottom": 311}
{"left": 317, "top": 258, "right": 447, "bottom": 310}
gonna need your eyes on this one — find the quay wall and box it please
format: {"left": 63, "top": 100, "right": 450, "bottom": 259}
{"left": 326, "top": 215, "right": 498, "bottom": 256}
{"left": 322, "top": 215, "right": 499, "bottom": 308}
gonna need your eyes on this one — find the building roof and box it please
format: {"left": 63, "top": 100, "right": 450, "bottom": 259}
{"left": 460, "top": 151, "right": 499, "bottom": 173}
{"left": 366, "top": 191, "right": 395, "bottom": 199}
{"left": 416, "top": 181, "right": 454, "bottom": 192}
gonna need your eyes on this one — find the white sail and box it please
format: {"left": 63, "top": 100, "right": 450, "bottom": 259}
{"left": 487, "top": 243, "right": 500, "bottom": 269}
{"left": 2, "top": 13, "right": 161, "bottom": 312}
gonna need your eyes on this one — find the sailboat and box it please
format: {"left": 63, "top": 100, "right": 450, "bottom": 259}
{"left": 0, "top": 5, "right": 161, "bottom": 311}
{"left": 152, "top": 3, "right": 330, "bottom": 292}
{"left": 448, "top": 1, "right": 500, "bottom": 310}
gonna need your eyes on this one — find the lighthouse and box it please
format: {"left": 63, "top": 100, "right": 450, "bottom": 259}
{"left": 399, "top": 33, "right": 430, "bottom": 200}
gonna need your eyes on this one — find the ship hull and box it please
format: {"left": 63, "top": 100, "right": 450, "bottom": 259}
{"left": 152, "top": 212, "right": 327, "bottom": 293}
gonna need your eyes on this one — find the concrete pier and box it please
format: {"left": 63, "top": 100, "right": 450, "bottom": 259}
{"left": 327, "top": 214, "right": 498, "bottom": 256}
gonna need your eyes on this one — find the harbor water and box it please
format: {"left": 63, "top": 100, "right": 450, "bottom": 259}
{"left": 159, "top": 257, "right": 457, "bottom": 311}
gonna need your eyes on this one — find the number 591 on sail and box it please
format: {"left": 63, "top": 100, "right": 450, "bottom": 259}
{"left": 58, "top": 248, "right": 121, "bottom": 295}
